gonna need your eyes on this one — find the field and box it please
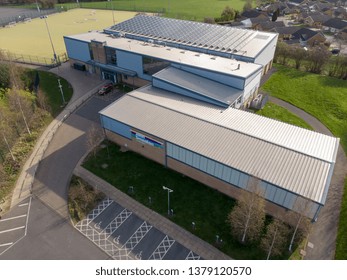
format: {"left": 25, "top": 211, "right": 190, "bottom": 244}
{"left": 61, "top": 0, "right": 248, "bottom": 21}
{"left": 262, "top": 64, "right": 347, "bottom": 153}
{"left": 256, "top": 102, "right": 313, "bottom": 130}
{"left": 0, "top": 8, "right": 136, "bottom": 57}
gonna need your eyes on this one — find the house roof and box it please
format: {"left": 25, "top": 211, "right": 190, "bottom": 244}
{"left": 259, "top": 21, "right": 285, "bottom": 31}
{"left": 307, "top": 13, "right": 331, "bottom": 23}
{"left": 250, "top": 17, "right": 270, "bottom": 24}
{"left": 292, "top": 27, "right": 322, "bottom": 41}
{"left": 100, "top": 85, "right": 339, "bottom": 205}
{"left": 241, "top": 10, "right": 267, "bottom": 18}
{"left": 274, "top": 26, "right": 300, "bottom": 35}
{"left": 323, "top": 18, "right": 347, "bottom": 29}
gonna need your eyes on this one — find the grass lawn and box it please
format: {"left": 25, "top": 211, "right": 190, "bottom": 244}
{"left": 82, "top": 142, "right": 297, "bottom": 260}
{"left": 255, "top": 102, "right": 313, "bottom": 130}
{"left": 262, "top": 64, "right": 347, "bottom": 153}
{"left": 0, "top": 9, "right": 136, "bottom": 57}
{"left": 33, "top": 70, "right": 73, "bottom": 117}
{"left": 61, "top": 0, "right": 248, "bottom": 21}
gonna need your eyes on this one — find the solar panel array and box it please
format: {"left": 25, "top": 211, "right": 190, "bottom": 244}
{"left": 107, "top": 15, "right": 258, "bottom": 54}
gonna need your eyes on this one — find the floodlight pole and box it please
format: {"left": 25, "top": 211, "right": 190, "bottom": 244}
{"left": 35, "top": 0, "right": 40, "bottom": 13}
{"left": 163, "top": 186, "right": 173, "bottom": 216}
{"left": 40, "top": 15, "right": 57, "bottom": 64}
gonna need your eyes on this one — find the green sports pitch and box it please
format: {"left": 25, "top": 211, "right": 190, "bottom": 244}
{"left": 0, "top": 9, "right": 137, "bottom": 58}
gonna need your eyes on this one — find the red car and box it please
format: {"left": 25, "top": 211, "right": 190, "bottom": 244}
{"left": 98, "top": 83, "right": 113, "bottom": 95}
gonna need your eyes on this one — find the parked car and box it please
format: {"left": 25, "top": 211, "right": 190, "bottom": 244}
{"left": 98, "top": 83, "right": 113, "bottom": 95}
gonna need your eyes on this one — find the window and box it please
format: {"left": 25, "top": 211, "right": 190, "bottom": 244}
{"left": 105, "top": 47, "right": 117, "bottom": 65}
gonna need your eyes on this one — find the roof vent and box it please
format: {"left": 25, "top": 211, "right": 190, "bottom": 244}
{"left": 210, "top": 57, "right": 216, "bottom": 60}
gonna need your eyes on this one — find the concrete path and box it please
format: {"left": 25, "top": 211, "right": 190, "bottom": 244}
{"left": 269, "top": 96, "right": 347, "bottom": 260}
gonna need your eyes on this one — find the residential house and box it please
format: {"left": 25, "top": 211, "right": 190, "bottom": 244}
{"left": 274, "top": 26, "right": 301, "bottom": 40}
{"left": 291, "top": 27, "right": 326, "bottom": 46}
{"left": 304, "top": 12, "right": 331, "bottom": 28}
{"left": 258, "top": 21, "right": 285, "bottom": 31}
{"left": 322, "top": 18, "right": 347, "bottom": 32}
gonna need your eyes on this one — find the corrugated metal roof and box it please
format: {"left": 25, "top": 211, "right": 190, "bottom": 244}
{"left": 100, "top": 87, "right": 339, "bottom": 204}
{"left": 104, "top": 15, "right": 277, "bottom": 59}
{"left": 153, "top": 67, "right": 243, "bottom": 106}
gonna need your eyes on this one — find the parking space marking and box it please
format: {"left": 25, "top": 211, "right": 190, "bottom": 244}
{"left": 0, "top": 226, "right": 25, "bottom": 234}
{"left": 0, "top": 214, "right": 27, "bottom": 223}
{"left": 0, "top": 242, "right": 13, "bottom": 247}
{"left": 148, "top": 235, "right": 175, "bottom": 260}
{"left": 75, "top": 198, "right": 113, "bottom": 232}
{"left": 122, "top": 221, "right": 152, "bottom": 252}
{"left": 186, "top": 251, "right": 201, "bottom": 260}
{"left": 103, "top": 208, "right": 132, "bottom": 238}
{"left": 75, "top": 221, "right": 133, "bottom": 260}
{"left": 18, "top": 203, "right": 29, "bottom": 207}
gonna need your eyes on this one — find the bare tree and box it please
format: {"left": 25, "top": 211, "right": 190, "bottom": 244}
{"left": 85, "top": 124, "right": 104, "bottom": 157}
{"left": 290, "top": 46, "right": 307, "bottom": 70}
{"left": 0, "top": 107, "right": 15, "bottom": 161}
{"left": 261, "top": 218, "right": 289, "bottom": 259}
{"left": 243, "top": 0, "right": 252, "bottom": 12}
{"left": 7, "top": 89, "right": 35, "bottom": 136}
{"left": 227, "top": 176, "right": 265, "bottom": 243}
{"left": 36, "top": 88, "right": 51, "bottom": 113}
{"left": 287, "top": 197, "right": 312, "bottom": 252}
{"left": 305, "top": 46, "right": 331, "bottom": 74}
{"left": 275, "top": 41, "right": 291, "bottom": 66}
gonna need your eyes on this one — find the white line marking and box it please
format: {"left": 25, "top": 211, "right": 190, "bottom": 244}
{"left": 0, "top": 242, "right": 13, "bottom": 247}
{"left": 0, "top": 226, "right": 25, "bottom": 234}
{"left": 18, "top": 203, "right": 29, "bottom": 207}
{"left": 0, "top": 214, "right": 27, "bottom": 222}
{"left": 24, "top": 197, "right": 32, "bottom": 236}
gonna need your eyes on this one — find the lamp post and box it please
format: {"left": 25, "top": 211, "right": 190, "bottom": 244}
{"left": 162, "top": 186, "right": 173, "bottom": 216}
{"left": 40, "top": 15, "right": 57, "bottom": 64}
{"left": 57, "top": 79, "right": 65, "bottom": 105}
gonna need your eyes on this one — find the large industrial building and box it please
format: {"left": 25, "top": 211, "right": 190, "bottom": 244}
{"left": 64, "top": 15, "right": 339, "bottom": 221}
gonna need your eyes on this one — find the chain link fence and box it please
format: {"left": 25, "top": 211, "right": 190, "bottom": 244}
{"left": 0, "top": 8, "right": 62, "bottom": 28}
{"left": 0, "top": 49, "right": 68, "bottom": 68}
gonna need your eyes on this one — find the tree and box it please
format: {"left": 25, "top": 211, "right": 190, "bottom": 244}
{"left": 221, "top": 6, "right": 235, "bottom": 22}
{"left": 275, "top": 41, "right": 290, "bottom": 65}
{"left": 0, "top": 107, "right": 15, "bottom": 161}
{"left": 36, "top": 88, "right": 51, "bottom": 113}
{"left": 203, "top": 17, "right": 215, "bottom": 24}
{"left": 85, "top": 124, "right": 104, "bottom": 158}
{"left": 243, "top": 0, "right": 252, "bottom": 12}
{"left": 287, "top": 197, "right": 312, "bottom": 252}
{"left": 305, "top": 46, "right": 331, "bottom": 74}
{"left": 261, "top": 218, "right": 289, "bottom": 259}
{"left": 290, "top": 46, "right": 307, "bottom": 69}
{"left": 7, "top": 89, "right": 34, "bottom": 136}
{"left": 227, "top": 176, "right": 265, "bottom": 243}
{"left": 271, "top": 11, "right": 278, "bottom": 22}
{"left": 328, "top": 55, "right": 347, "bottom": 80}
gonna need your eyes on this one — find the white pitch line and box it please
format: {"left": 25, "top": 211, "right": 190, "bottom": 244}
{"left": 24, "top": 196, "right": 32, "bottom": 236}
{"left": 0, "top": 226, "right": 25, "bottom": 234}
{"left": 18, "top": 203, "right": 29, "bottom": 207}
{"left": 0, "top": 214, "right": 27, "bottom": 222}
{"left": 0, "top": 242, "right": 13, "bottom": 247}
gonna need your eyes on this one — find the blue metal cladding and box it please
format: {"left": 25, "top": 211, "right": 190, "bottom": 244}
{"left": 100, "top": 115, "right": 131, "bottom": 139}
{"left": 166, "top": 142, "right": 320, "bottom": 215}
{"left": 64, "top": 37, "right": 91, "bottom": 62}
